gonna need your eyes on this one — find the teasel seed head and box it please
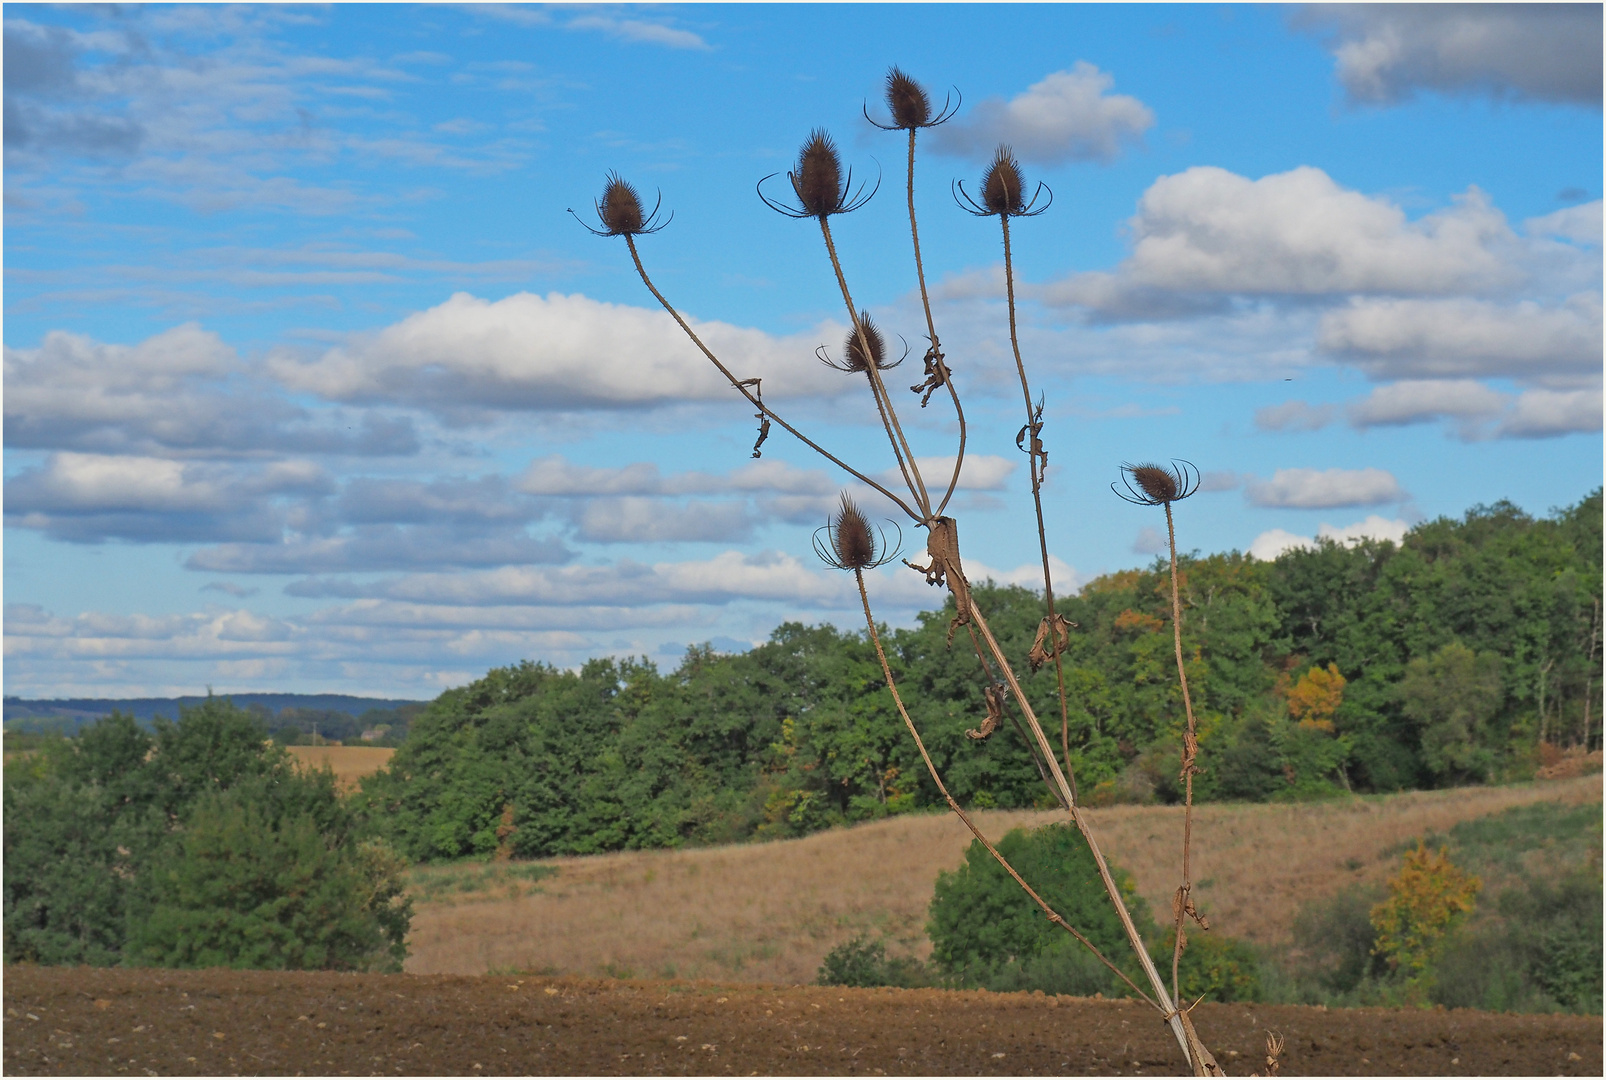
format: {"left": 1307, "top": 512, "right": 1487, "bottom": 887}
{"left": 981, "top": 145, "right": 1026, "bottom": 216}
{"left": 834, "top": 495, "right": 877, "bottom": 570}
{"left": 955, "top": 144, "right": 1052, "bottom": 218}
{"left": 814, "top": 494, "right": 901, "bottom": 571}
{"left": 598, "top": 172, "right": 644, "bottom": 235}
{"left": 793, "top": 129, "right": 844, "bottom": 217}
{"left": 885, "top": 67, "right": 931, "bottom": 129}
{"left": 819, "top": 312, "right": 906, "bottom": 374}
{"left": 1113, "top": 460, "right": 1200, "bottom": 506}
{"left": 573, "top": 171, "right": 669, "bottom": 237}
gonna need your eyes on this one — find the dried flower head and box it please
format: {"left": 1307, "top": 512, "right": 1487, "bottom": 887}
{"left": 759, "top": 129, "right": 878, "bottom": 219}
{"left": 573, "top": 171, "right": 670, "bottom": 236}
{"left": 814, "top": 494, "right": 900, "bottom": 571}
{"left": 820, "top": 312, "right": 905, "bottom": 373}
{"left": 955, "top": 145, "right": 1052, "bottom": 218}
{"left": 866, "top": 68, "right": 960, "bottom": 131}
{"left": 1113, "top": 460, "right": 1200, "bottom": 506}
{"left": 886, "top": 67, "right": 931, "bottom": 129}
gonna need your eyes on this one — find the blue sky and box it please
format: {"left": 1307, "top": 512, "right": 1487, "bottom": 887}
{"left": 4, "top": 3, "right": 1601, "bottom": 700}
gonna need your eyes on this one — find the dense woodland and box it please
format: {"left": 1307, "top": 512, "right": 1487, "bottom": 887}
{"left": 359, "top": 491, "right": 1602, "bottom": 862}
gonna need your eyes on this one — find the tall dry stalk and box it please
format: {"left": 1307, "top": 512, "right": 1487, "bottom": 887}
{"left": 580, "top": 68, "right": 1220, "bottom": 1076}
{"left": 1114, "top": 461, "right": 1207, "bottom": 1005}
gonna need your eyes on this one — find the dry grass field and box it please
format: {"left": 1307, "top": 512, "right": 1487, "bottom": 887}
{"left": 404, "top": 774, "right": 1601, "bottom": 984}
{"left": 284, "top": 744, "right": 393, "bottom": 791}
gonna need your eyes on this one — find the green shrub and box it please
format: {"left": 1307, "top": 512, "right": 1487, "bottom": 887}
{"left": 817, "top": 935, "right": 927, "bottom": 988}
{"left": 927, "top": 823, "right": 1150, "bottom": 996}
{"left": 128, "top": 786, "right": 410, "bottom": 971}
{"left": 3, "top": 700, "right": 411, "bottom": 971}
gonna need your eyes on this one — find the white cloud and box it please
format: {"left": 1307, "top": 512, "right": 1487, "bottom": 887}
{"left": 1255, "top": 400, "right": 1335, "bottom": 432}
{"left": 1132, "top": 526, "right": 1166, "bottom": 555}
{"left": 1245, "top": 467, "right": 1405, "bottom": 509}
{"left": 1048, "top": 168, "right": 1515, "bottom": 309}
{"left": 3, "top": 324, "right": 417, "bottom": 457}
{"left": 1247, "top": 514, "right": 1411, "bottom": 560}
{"left": 574, "top": 498, "right": 755, "bottom": 544}
{"left": 1247, "top": 528, "right": 1316, "bottom": 561}
{"left": 1318, "top": 295, "right": 1602, "bottom": 381}
{"left": 1346, "top": 380, "right": 1508, "bottom": 428}
{"left": 1497, "top": 388, "right": 1604, "bottom": 438}
{"left": 269, "top": 291, "right": 850, "bottom": 414}
{"left": 1526, "top": 200, "right": 1603, "bottom": 247}
{"left": 564, "top": 13, "right": 710, "bottom": 51}
{"left": 1295, "top": 4, "right": 1603, "bottom": 106}
{"left": 285, "top": 549, "right": 855, "bottom": 609}
{"left": 186, "top": 527, "right": 573, "bottom": 574}
{"left": 935, "top": 63, "right": 1155, "bottom": 164}
{"left": 514, "top": 455, "right": 836, "bottom": 498}
{"left": 877, "top": 455, "right": 1016, "bottom": 494}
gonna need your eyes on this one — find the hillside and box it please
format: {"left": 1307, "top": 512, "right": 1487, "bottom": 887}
{"left": 402, "top": 773, "right": 1601, "bottom": 985}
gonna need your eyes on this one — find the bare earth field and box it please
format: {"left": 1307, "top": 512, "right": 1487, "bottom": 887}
{"left": 405, "top": 774, "right": 1602, "bottom": 984}
{"left": 4, "top": 967, "right": 1600, "bottom": 1077}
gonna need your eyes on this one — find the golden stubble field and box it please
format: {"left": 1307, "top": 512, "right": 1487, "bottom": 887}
{"left": 402, "top": 773, "right": 1602, "bottom": 984}
{"left": 283, "top": 744, "right": 394, "bottom": 790}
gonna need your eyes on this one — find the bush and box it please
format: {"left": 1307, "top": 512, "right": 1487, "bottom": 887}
{"left": 3, "top": 700, "right": 410, "bottom": 971}
{"left": 817, "top": 935, "right": 927, "bottom": 988}
{"left": 927, "top": 823, "right": 1152, "bottom": 996}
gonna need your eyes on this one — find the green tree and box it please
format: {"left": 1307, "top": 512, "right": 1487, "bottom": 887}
{"left": 1398, "top": 643, "right": 1504, "bottom": 783}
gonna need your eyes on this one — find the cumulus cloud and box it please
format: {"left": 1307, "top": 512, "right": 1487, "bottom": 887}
{"left": 1497, "top": 388, "right": 1603, "bottom": 438}
{"left": 515, "top": 455, "right": 835, "bottom": 498}
{"left": 1247, "top": 514, "right": 1412, "bottom": 560}
{"left": 1295, "top": 4, "right": 1603, "bottom": 106}
{"left": 285, "top": 549, "right": 854, "bottom": 609}
{"left": 1318, "top": 295, "right": 1602, "bottom": 382}
{"left": 934, "top": 63, "right": 1155, "bottom": 164}
{"left": 1245, "top": 467, "right": 1405, "bottom": 509}
{"left": 186, "top": 527, "right": 573, "bottom": 575}
{"left": 269, "top": 292, "right": 851, "bottom": 414}
{"left": 1044, "top": 167, "right": 1515, "bottom": 314}
{"left": 877, "top": 455, "right": 1016, "bottom": 494}
{"left": 1527, "top": 200, "right": 1603, "bottom": 247}
{"left": 5, "top": 452, "right": 331, "bottom": 543}
{"left": 1346, "top": 380, "right": 1508, "bottom": 430}
{"left": 4, "top": 324, "right": 417, "bottom": 457}
{"left": 1255, "top": 401, "right": 1335, "bottom": 432}
{"left": 574, "top": 498, "right": 755, "bottom": 544}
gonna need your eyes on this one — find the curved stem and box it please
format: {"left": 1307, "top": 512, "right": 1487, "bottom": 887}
{"left": 855, "top": 571, "right": 1150, "bottom": 1007}
{"left": 819, "top": 216, "right": 933, "bottom": 520}
{"left": 905, "top": 128, "right": 967, "bottom": 517}
{"left": 1000, "top": 212, "right": 1078, "bottom": 797}
{"left": 624, "top": 235, "right": 919, "bottom": 521}
{"left": 1166, "top": 500, "right": 1201, "bottom": 1006}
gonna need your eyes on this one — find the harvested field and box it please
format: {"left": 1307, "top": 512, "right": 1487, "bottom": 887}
{"left": 4, "top": 966, "right": 1599, "bottom": 1077}
{"left": 284, "top": 745, "right": 393, "bottom": 791}
{"left": 405, "top": 774, "right": 1601, "bottom": 984}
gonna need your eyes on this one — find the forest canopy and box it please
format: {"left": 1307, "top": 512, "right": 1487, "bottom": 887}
{"left": 357, "top": 491, "right": 1602, "bottom": 862}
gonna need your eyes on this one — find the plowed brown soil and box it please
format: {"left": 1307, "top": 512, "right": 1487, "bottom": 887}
{"left": 4, "top": 967, "right": 1599, "bottom": 1077}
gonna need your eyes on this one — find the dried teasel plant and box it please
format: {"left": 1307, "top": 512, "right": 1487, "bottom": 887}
{"left": 579, "top": 69, "right": 1222, "bottom": 1076}
{"left": 1115, "top": 460, "right": 1208, "bottom": 1007}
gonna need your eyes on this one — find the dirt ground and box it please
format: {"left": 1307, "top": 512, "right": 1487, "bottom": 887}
{"left": 4, "top": 967, "right": 1599, "bottom": 1077}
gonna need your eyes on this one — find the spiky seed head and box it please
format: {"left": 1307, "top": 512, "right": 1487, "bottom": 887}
{"left": 597, "top": 172, "right": 645, "bottom": 236}
{"left": 844, "top": 313, "right": 886, "bottom": 373}
{"left": 980, "top": 145, "right": 1026, "bottom": 216}
{"left": 885, "top": 67, "right": 931, "bottom": 129}
{"left": 831, "top": 495, "right": 877, "bottom": 570}
{"left": 793, "top": 129, "right": 844, "bottom": 218}
{"left": 1130, "top": 463, "right": 1179, "bottom": 502}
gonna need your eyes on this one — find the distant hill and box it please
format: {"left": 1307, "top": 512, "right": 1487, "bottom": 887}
{"left": 3, "top": 693, "right": 428, "bottom": 737}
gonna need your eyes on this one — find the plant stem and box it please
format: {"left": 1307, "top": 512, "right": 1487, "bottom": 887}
{"left": 624, "top": 235, "right": 919, "bottom": 521}
{"left": 904, "top": 128, "right": 967, "bottom": 516}
{"left": 999, "top": 211, "right": 1078, "bottom": 800}
{"left": 819, "top": 216, "right": 933, "bottom": 520}
{"left": 855, "top": 570, "right": 1151, "bottom": 1006}
{"left": 1165, "top": 499, "right": 1202, "bottom": 1009}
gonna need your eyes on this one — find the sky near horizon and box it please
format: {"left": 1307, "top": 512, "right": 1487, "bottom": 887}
{"left": 4, "top": 2, "right": 1602, "bottom": 701}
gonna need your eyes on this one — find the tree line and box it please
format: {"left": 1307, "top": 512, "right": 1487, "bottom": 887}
{"left": 359, "top": 490, "right": 1601, "bottom": 862}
